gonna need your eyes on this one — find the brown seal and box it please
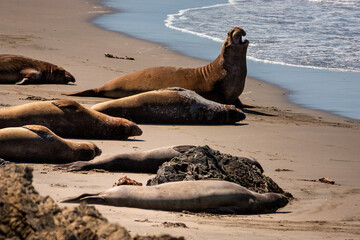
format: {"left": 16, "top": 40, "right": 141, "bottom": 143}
{"left": 91, "top": 88, "right": 246, "bottom": 124}
{"left": 0, "top": 99, "right": 142, "bottom": 139}
{"left": 62, "top": 180, "right": 288, "bottom": 214}
{"left": 0, "top": 54, "right": 75, "bottom": 84}
{"left": 60, "top": 145, "right": 196, "bottom": 173}
{"left": 66, "top": 26, "right": 250, "bottom": 108}
{"left": 0, "top": 125, "right": 101, "bottom": 163}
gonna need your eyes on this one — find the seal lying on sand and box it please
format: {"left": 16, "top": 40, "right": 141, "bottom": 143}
{"left": 0, "top": 99, "right": 142, "bottom": 139}
{"left": 60, "top": 145, "right": 196, "bottom": 173}
{"left": 62, "top": 180, "right": 288, "bottom": 214}
{"left": 0, "top": 54, "right": 75, "bottom": 84}
{"left": 0, "top": 125, "right": 101, "bottom": 163}
{"left": 66, "top": 27, "right": 250, "bottom": 108}
{"left": 91, "top": 88, "right": 246, "bottom": 124}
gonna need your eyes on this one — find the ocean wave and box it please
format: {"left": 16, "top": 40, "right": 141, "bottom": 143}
{"left": 246, "top": 56, "right": 360, "bottom": 73}
{"left": 164, "top": 0, "right": 360, "bottom": 72}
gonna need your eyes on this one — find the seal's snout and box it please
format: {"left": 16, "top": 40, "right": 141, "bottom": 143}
{"left": 228, "top": 107, "right": 246, "bottom": 122}
{"left": 93, "top": 144, "right": 102, "bottom": 157}
{"left": 65, "top": 71, "right": 76, "bottom": 83}
{"left": 130, "top": 124, "right": 143, "bottom": 137}
{"left": 276, "top": 194, "right": 289, "bottom": 209}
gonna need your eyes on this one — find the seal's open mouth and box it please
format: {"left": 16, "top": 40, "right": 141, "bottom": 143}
{"left": 239, "top": 36, "right": 249, "bottom": 45}
{"left": 229, "top": 27, "right": 249, "bottom": 45}
{"left": 233, "top": 32, "right": 248, "bottom": 45}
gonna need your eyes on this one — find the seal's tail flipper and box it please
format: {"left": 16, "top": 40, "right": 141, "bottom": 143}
{"left": 60, "top": 193, "right": 102, "bottom": 203}
{"left": 233, "top": 99, "right": 256, "bottom": 109}
{"left": 63, "top": 88, "right": 98, "bottom": 97}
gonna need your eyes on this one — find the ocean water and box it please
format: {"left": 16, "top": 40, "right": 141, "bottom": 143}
{"left": 94, "top": 0, "right": 360, "bottom": 120}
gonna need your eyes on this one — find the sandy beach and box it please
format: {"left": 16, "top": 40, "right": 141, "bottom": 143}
{"left": 1, "top": 0, "right": 360, "bottom": 239}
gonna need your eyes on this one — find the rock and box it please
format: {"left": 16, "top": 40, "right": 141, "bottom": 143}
{"left": 113, "top": 176, "right": 143, "bottom": 187}
{"left": 0, "top": 164, "right": 184, "bottom": 240}
{"left": 319, "top": 177, "right": 335, "bottom": 184}
{"left": 147, "top": 146, "right": 291, "bottom": 197}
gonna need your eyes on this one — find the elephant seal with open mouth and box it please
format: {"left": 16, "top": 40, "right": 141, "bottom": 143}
{"left": 62, "top": 180, "right": 288, "bottom": 214}
{"left": 0, "top": 54, "right": 75, "bottom": 84}
{"left": 66, "top": 27, "right": 250, "bottom": 108}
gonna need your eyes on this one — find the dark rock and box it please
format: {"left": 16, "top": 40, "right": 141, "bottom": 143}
{"left": 147, "top": 146, "right": 290, "bottom": 197}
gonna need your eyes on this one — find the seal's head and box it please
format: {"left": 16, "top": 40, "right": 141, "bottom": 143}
{"left": 77, "top": 142, "right": 102, "bottom": 161}
{"left": 51, "top": 67, "right": 76, "bottom": 84}
{"left": 222, "top": 26, "right": 249, "bottom": 55}
{"left": 64, "top": 70, "right": 76, "bottom": 83}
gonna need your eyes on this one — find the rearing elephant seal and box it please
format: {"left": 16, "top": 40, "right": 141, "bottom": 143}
{"left": 0, "top": 99, "right": 142, "bottom": 139}
{"left": 91, "top": 88, "right": 246, "bottom": 124}
{"left": 0, "top": 125, "right": 101, "bottom": 163}
{"left": 62, "top": 180, "right": 288, "bottom": 214}
{"left": 0, "top": 54, "right": 75, "bottom": 84}
{"left": 66, "top": 27, "right": 250, "bottom": 108}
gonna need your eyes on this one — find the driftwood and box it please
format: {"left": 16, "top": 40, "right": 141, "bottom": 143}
{"left": 104, "top": 52, "right": 135, "bottom": 60}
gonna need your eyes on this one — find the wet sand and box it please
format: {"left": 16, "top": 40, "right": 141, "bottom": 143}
{"left": 1, "top": 0, "right": 360, "bottom": 239}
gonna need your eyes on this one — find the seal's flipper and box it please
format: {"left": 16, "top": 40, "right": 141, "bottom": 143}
{"left": 59, "top": 161, "right": 91, "bottom": 171}
{"left": 22, "top": 125, "right": 55, "bottom": 141}
{"left": 16, "top": 77, "right": 31, "bottom": 85}
{"left": 51, "top": 100, "right": 81, "bottom": 112}
{"left": 17, "top": 69, "right": 41, "bottom": 85}
{"left": 63, "top": 89, "right": 99, "bottom": 97}
{"left": 60, "top": 193, "right": 101, "bottom": 203}
{"left": 233, "top": 98, "right": 256, "bottom": 109}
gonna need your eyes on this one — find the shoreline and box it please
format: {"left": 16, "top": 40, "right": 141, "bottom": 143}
{"left": 90, "top": 0, "right": 358, "bottom": 125}
{"left": 1, "top": 0, "right": 360, "bottom": 239}
{"left": 92, "top": 0, "right": 360, "bottom": 121}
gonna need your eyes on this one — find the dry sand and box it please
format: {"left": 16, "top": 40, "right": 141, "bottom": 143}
{"left": 1, "top": 0, "right": 360, "bottom": 239}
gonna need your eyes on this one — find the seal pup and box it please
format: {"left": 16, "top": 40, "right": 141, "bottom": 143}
{"left": 66, "top": 27, "right": 250, "bottom": 108}
{"left": 0, "top": 125, "right": 101, "bottom": 163}
{"left": 0, "top": 99, "right": 142, "bottom": 139}
{"left": 62, "top": 180, "right": 288, "bottom": 214}
{"left": 0, "top": 54, "right": 75, "bottom": 84}
{"left": 60, "top": 145, "right": 196, "bottom": 173}
{"left": 91, "top": 88, "right": 246, "bottom": 124}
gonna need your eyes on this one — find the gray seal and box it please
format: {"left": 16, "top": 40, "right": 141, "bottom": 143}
{"left": 62, "top": 180, "right": 288, "bottom": 214}
{"left": 60, "top": 145, "right": 196, "bottom": 173}
{"left": 91, "top": 88, "right": 246, "bottom": 124}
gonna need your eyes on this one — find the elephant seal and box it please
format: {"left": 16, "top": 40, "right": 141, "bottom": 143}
{"left": 0, "top": 54, "right": 75, "bottom": 84}
{"left": 91, "top": 88, "right": 246, "bottom": 124}
{"left": 60, "top": 145, "right": 196, "bottom": 173}
{"left": 0, "top": 99, "right": 142, "bottom": 139}
{"left": 66, "top": 27, "right": 250, "bottom": 108}
{"left": 62, "top": 180, "right": 288, "bottom": 214}
{"left": 0, "top": 125, "right": 101, "bottom": 163}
